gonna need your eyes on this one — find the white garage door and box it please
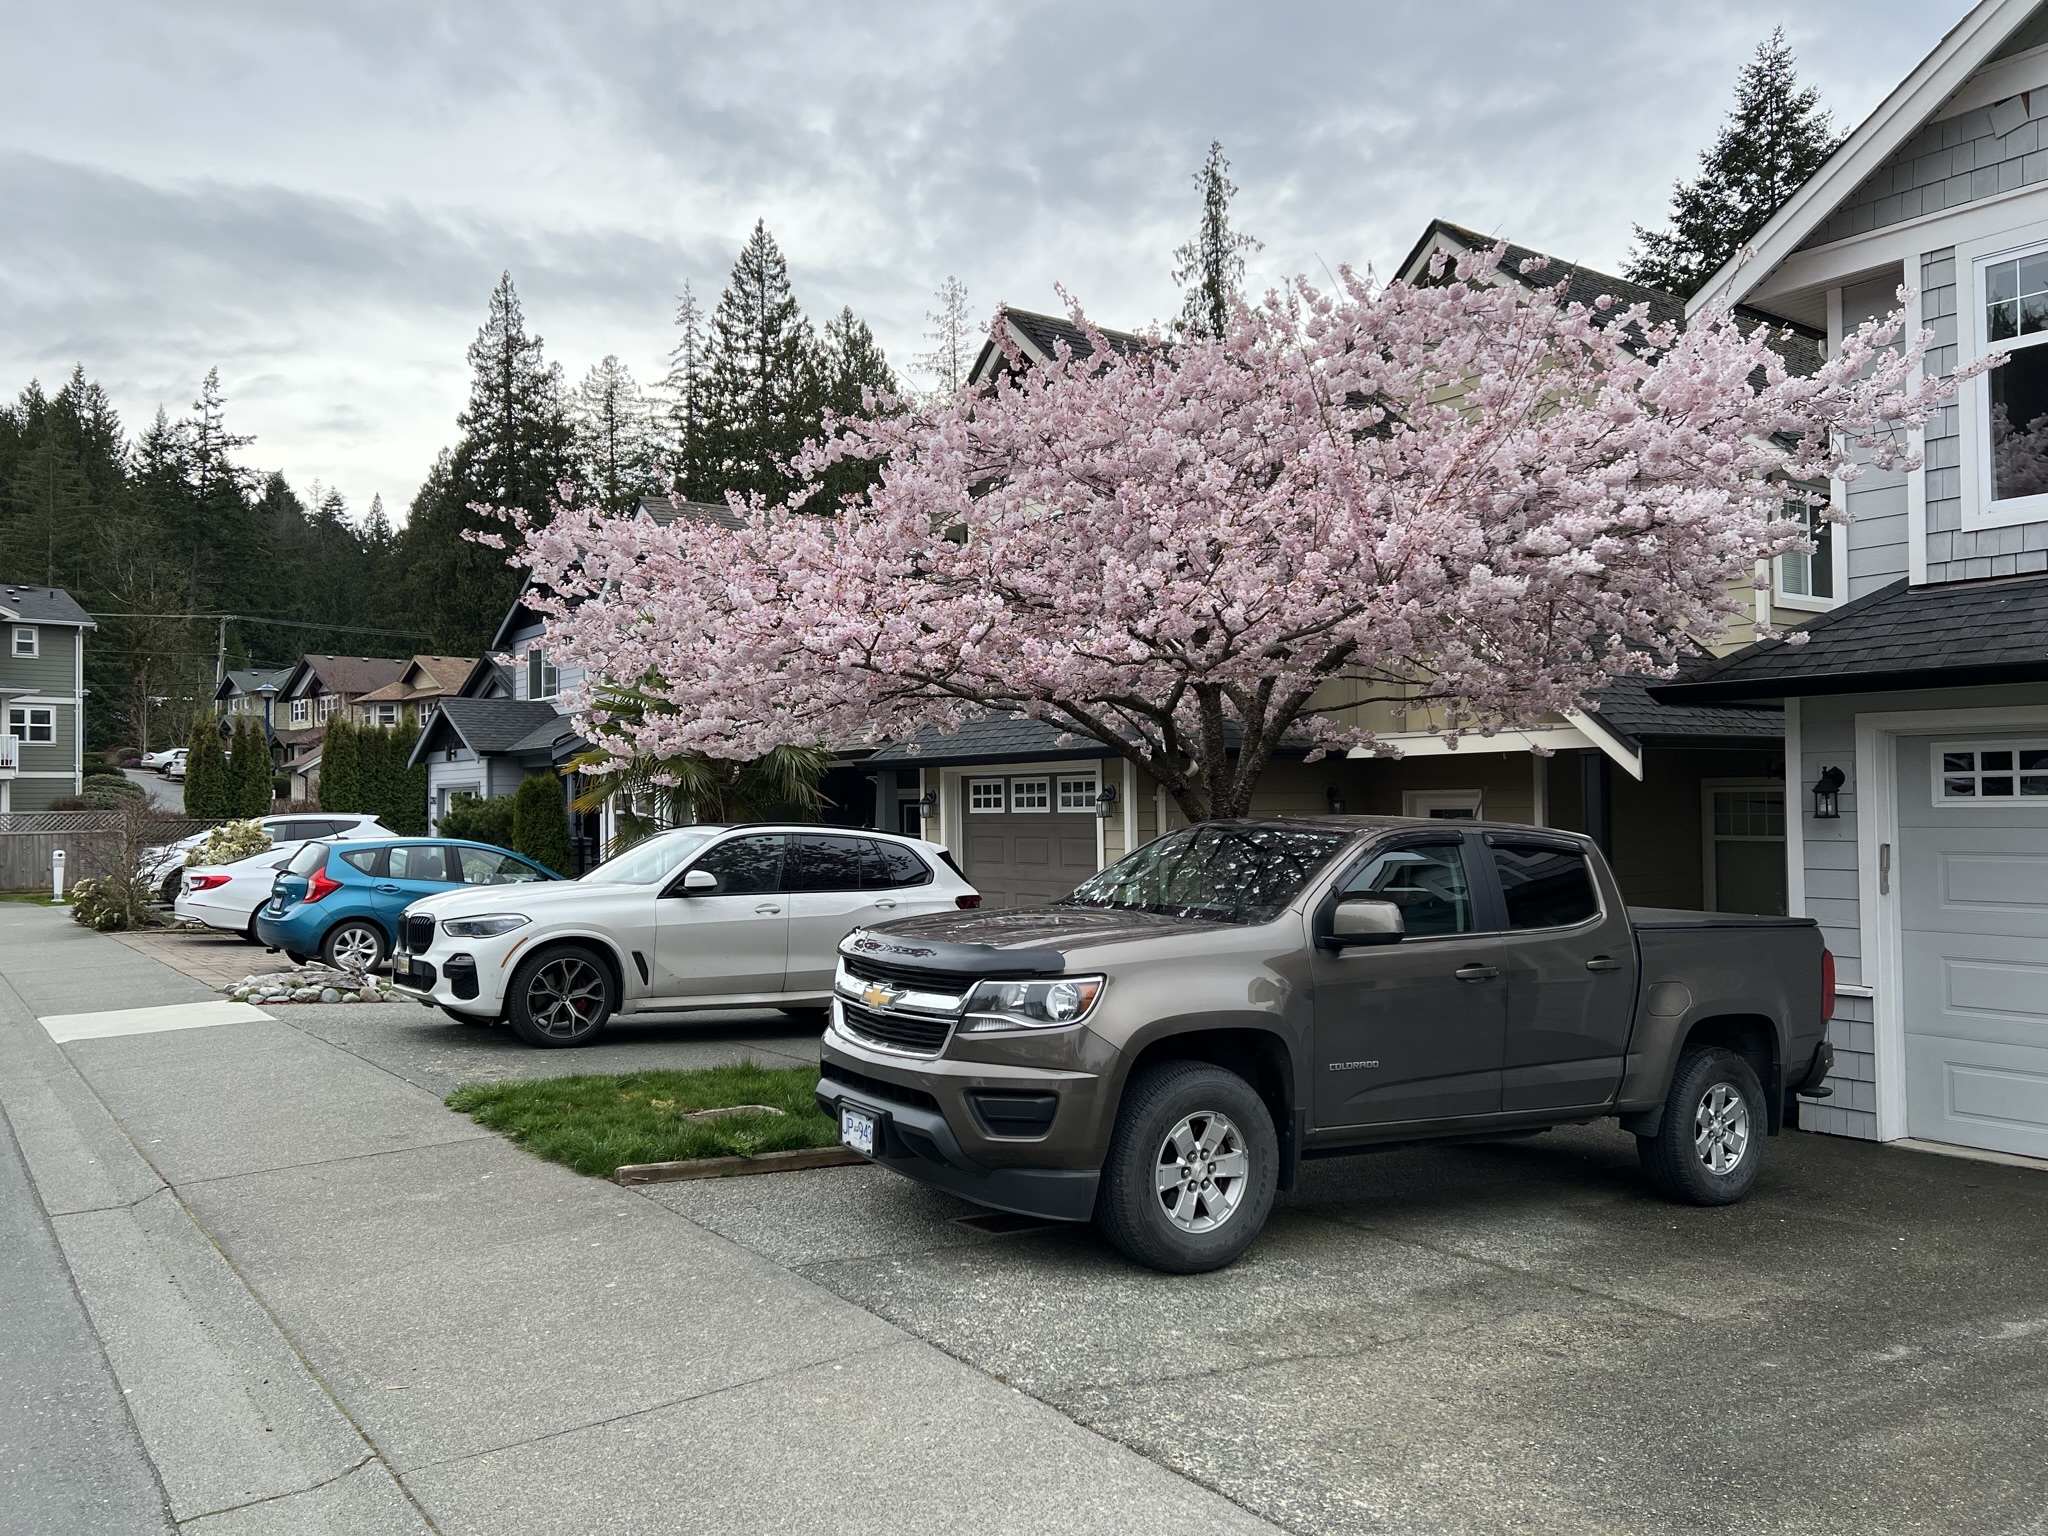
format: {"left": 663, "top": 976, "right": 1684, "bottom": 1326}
{"left": 1900, "top": 734, "right": 2048, "bottom": 1158}
{"left": 961, "top": 772, "right": 1100, "bottom": 909}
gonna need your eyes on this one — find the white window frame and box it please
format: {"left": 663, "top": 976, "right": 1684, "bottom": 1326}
{"left": 1010, "top": 776, "right": 1051, "bottom": 813}
{"left": 289, "top": 697, "right": 310, "bottom": 726}
{"left": 8, "top": 706, "right": 54, "bottom": 743}
{"left": 1930, "top": 738, "right": 2048, "bottom": 804}
{"left": 11, "top": 625, "right": 36, "bottom": 658}
{"left": 1960, "top": 221, "right": 2048, "bottom": 530}
{"left": 372, "top": 703, "right": 398, "bottom": 727}
{"left": 527, "top": 647, "right": 559, "bottom": 700}
{"left": 1772, "top": 498, "right": 1840, "bottom": 612}
{"left": 1699, "top": 779, "right": 1787, "bottom": 911}
{"left": 966, "top": 778, "right": 1006, "bottom": 814}
{"left": 317, "top": 694, "right": 337, "bottom": 724}
{"left": 1056, "top": 775, "right": 1099, "bottom": 813}
{"left": 1402, "top": 788, "right": 1483, "bottom": 820}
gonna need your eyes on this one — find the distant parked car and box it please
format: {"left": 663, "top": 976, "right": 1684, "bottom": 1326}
{"left": 392, "top": 825, "right": 979, "bottom": 1047}
{"left": 162, "top": 749, "right": 189, "bottom": 781}
{"left": 140, "top": 747, "right": 181, "bottom": 772}
{"left": 256, "top": 838, "right": 559, "bottom": 971}
{"left": 143, "top": 813, "right": 395, "bottom": 905}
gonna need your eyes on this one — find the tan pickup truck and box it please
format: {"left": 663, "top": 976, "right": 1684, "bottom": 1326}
{"left": 817, "top": 817, "right": 1833, "bottom": 1273}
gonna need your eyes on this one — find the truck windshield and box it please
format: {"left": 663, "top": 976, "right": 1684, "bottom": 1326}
{"left": 1059, "top": 824, "right": 1349, "bottom": 925}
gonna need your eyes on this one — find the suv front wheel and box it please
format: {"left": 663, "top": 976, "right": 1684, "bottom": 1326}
{"left": 1096, "top": 1060, "right": 1277, "bottom": 1274}
{"left": 506, "top": 945, "right": 616, "bottom": 1048}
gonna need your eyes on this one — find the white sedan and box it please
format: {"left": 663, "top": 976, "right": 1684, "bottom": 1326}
{"left": 146, "top": 812, "right": 394, "bottom": 906}
{"left": 175, "top": 845, "right": 313, "bottom": 939}
{"left": 391, "top": 825, "right": 981, "bottom": 1047}
{"left": 140, "top": 747, "right": 181, "bottom": 772}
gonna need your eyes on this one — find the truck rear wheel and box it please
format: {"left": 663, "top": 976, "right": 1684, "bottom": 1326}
{"left": 1637, "top": 1045, "right": 1765, "bottom": 1206}
{"left": 1095, "top": 1060, "right": 1277, "bottom": 1274}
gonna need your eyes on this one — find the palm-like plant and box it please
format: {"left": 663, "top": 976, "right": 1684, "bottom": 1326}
{"left": 568, "top": 684, "right": 834, "bottom": 854}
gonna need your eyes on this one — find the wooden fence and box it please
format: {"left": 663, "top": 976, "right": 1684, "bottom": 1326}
{"left": 0, "top": 812, "right": 221, "bottom": 891}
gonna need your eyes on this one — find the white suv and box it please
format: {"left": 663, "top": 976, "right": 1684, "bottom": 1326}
{"left": 391, "top": 825, "right": 981, "bottom": 1047}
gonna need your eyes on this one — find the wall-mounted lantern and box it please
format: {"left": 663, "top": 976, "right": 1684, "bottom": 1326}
{"left": 1096, "top": 783, "right": 1118, "bottom": 820}
{"left": 915, "top": 791, "right": 937, "bottom": 821}
{"left": 1326, "top": 786, "right": 1348, "bottom": 815}
{"left": 1811, "top": 766, "right": 1845, "bottom": 820}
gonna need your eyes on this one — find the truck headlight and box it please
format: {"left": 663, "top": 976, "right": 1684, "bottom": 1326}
{"left": 439, "top": 914, "right": 529, "bottom": 939}
{"left": 958, "top": 976, "right": 1104, "bottom": 1032}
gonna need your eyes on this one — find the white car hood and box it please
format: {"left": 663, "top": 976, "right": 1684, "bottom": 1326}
{"left": 406, "top": 879, "right": 643, "bottom": 918}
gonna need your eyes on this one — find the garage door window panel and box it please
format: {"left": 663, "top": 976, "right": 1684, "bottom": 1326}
{"left": 1011, "top": 778, "right": 1050, "bottom": 812}
{"left": 1057, "top": 777, "right": 1099, "bottom": 812}
{"left": 1934, "top": 742, "right": 2048, "bottom": 801}
{"left": 968, "top": 780, "right": 1006, "bottom": 813}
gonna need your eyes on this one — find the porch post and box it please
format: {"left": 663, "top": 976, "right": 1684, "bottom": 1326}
{"left": 869, "top": 770, "right": 897, "bottom": 832}
{"left": 1578, "top": 750, "right": 1612, "bottom": 857}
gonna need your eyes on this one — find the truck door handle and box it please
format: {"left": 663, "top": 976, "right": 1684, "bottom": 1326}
{"left": 1454, "top": 964, "right": 1499, "bottom": 982}
{"left": 1585, "top": 956, "right": 1622, "bottom": 971}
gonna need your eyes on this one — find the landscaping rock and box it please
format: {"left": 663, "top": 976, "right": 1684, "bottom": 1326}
{"left": 215, "top": 962, "right": 404, "bottom": 1005}
{"left": 318, "top": 988, "right": 342, "bottom": 1003}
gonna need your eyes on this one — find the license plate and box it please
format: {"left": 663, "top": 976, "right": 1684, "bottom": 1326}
{"left": 840, "top": 1106, "right": 877, "bottom": 1157}
{"left": 393, "top": 958, "right": 421, "bottom": 985}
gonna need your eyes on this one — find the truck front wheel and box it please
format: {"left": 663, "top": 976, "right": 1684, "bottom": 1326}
{"left": 1095, "top": 1061, "right": 1277, "bottom": 1274}
{"left": 1637, "top": 1045, "right": 1766, "bottom": 1206}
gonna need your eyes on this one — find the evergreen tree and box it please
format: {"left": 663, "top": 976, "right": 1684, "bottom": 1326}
{"left": 699, "top": 221, "right": 821, "bottom": 504}
{"left": 184, "top": 715, "right": 231, "bottom": 819}
{"left": 814, "top": 308, "right": 901, "bottom": 510}
{"left": 918, "top": 276, "right": 974, "bottom": 399}
{"left": 398, "top": 273, "right": 576, "bottom": 651}
{"left": 1626, "top": 28, "right": 1843, "bottom": 300}
{"left": 572, "top": 356, "right": 659, "bottom": 515}
{"left": 656, "top": 282, "right": 709, "bottom": 496}
{"left": 229, "top": 718, "right": 272, "bottom": 815}
{"left": 511, "top": 772, "right": 572, "bottom": 875}
{"left": 318, "top": 718, "right": 358, "bottom": 812}
{"left": 388, "top": 720, "right": 427, "bottom": 835}
{"left": 1172, "top": 141, "right": 1261, "bottom": 341}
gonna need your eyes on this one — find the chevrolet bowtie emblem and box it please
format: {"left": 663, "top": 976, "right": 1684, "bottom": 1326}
{"left": 862, "top": 982, "right": 902, "bottom": 1010}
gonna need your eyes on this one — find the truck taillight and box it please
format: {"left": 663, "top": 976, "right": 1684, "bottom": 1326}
{"left": 956, "top": 894, "right": 982, "bottom": 909}
{"left": 305, "top": 869, "right": 343, "bottom": 902}
{"left": 1820, "top": 947, "right": 1836, "bottom": 1022}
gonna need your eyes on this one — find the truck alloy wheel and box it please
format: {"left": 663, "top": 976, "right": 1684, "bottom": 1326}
{"left": 507, "top": 946, "right": 615, "bottom": 1048}
{"left": 1096, "top": 1060, "right": 1277, "bottom": 1274}
{"left": 1637, "top": 1045, "right": 1765, "bottom": 1206}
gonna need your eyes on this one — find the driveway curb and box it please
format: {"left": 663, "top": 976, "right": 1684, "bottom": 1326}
{"left": 612, "top": 1145, "right": 865, "bottom": 1184}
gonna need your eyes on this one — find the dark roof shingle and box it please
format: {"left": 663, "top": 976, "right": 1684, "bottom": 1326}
{"left": 0, "top": 583, "right": 94, "bottom": 626}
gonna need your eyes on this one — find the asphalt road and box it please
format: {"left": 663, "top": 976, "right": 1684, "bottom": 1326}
{"left": 123, "top": 767, "right": 181, "bottom": 812}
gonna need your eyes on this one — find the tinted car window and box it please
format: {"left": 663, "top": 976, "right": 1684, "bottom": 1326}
{"left": 1341, "top": 843, "right": 1474, "bottom": 937}
{"left": 387, "top": 844, "right": 452, "bottom": 882}
{"left": 783, "top": 835, "right": 872, "bottom": 893}
{"left": 688, "top": 834, "right": 784, "bottom": 895}
{"left": 339, "top": 846, "right": 386, "bottom": 876}
{"left": 866, "top": 840, "right": 931, "bottom": 889}
{"left": 286, "top": 842, "right": 330, "bottom": 877}
{"left": 1493, "top": 844, "right": 1599, "bottom": 929}
{"left": 1063, "top": 825, "right": 1348, "bottom": 925}
{"left": 457, "top": 847, "right": 548, "bottom": 885}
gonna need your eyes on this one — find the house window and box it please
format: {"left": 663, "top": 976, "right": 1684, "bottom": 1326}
{"left": 7, "top": 706, "right": 53, "bottom": 743}
{"left": 12, "top": 626, "right": 36, "bottom": 658}
{"left": 967, "top": 779, "right": 1006, "bottom": 813}
{"left": 1011, "top": 777, "right": 1050, "bottom": 812}
{"left": 1056, "top": 776, "right": 1099, "bottom": 812}
{"left": 1934, "top": 741, "right": 2048, "bottom": 801}
{"left": 1777, "top": 501, "right": 1834, "bottom": 601}
{"left": 372, "top": 703, "right": 398, "bottom": 727}
{"left": 290, "top": 698, "right": 309, "bottom": 726}
{"left": 316, "top": 694, "right": 336, "bottom": 724}
{"left": 1980, "top": 249, "right": 2048, "bottom": 510}
{"left": 527, "top": 647, "right": 559, "bottom": 700}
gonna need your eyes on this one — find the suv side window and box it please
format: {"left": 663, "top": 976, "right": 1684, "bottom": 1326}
{"left": 689, "top": 834, "right": 785, "bottom": 895}
{"left": 1341, "top": 843, "right": 1474, "bottom": 937}
{"left": 1491, "top": 843, "right": 1599, "bottom": 929}
{"left": 865, "top": 840, "right": 931, "bottom": 889}
{"left": 783, "top": 834, "right": 872, "bottom": 893}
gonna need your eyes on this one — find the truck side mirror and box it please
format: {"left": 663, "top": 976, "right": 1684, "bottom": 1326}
{"left": 679, "top": 868, "right": 718, "bottom": 894}
{"left": 1322, "top": 897, "right": 1404, "bottom": 949}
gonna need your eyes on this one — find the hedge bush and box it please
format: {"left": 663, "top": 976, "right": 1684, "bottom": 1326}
{"left": 512, "top": 774, "right": 573, "bottom": 876}
{"left": 439, "top": 793, "right": 517, "bottom": 850}
{"left": 186, "top": 819, "right": 275, "bottom": 868}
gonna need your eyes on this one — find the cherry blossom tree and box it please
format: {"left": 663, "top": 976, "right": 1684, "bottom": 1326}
{"left": 496, "top": 245, "right": 1970, "bottom": 822}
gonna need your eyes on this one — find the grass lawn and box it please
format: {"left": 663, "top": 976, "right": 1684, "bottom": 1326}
{"left": 0, "top": 891, "right": 62, "bottom": 905}
{"left": 445, "top": 1060, "right": 837, "bottom": 1178}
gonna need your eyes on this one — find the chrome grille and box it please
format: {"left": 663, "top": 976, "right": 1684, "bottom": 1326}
{"left": 843, "top": 953, "right": 985, "bottom": 992}
{"left": 838, "top": 999, "right": 952, "bottom": 1056}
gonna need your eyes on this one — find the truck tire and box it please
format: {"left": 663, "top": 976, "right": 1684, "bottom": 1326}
{"left": 1095, "top": 1060, "right": 1277, "bottom": 1274}
{"left": 506, "top": 945, "right": 616, "bottom": 1048}
{"left": 1637, "top": 1045, "right": 1766, "bottom": 1206}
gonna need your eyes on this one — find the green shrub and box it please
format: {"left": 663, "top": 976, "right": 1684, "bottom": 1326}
{"left": 186, "top": 819, "right": 274, "bottom": 868}
{"left": 80, "top": 760, "right": 127, "bottom": 779}
{"left": 229, "top": 719, "right": 273, "bottom": 816}
{"left": 511, "top": 774, "right": 573, "bottom": 875}
{"left": 184, "top": 714, "right": 232, "bottom": 818}
{"left": 272, "top": 773, "right": 291, "bottom": 801}
{"left": 69, "top": 875, "right": 149, "bottom": 932}
{"left": 78, "top": 776, "right": 147, "bottom": 808}
{"left": 440, "top": 793, "right": 517, "bottom": 849}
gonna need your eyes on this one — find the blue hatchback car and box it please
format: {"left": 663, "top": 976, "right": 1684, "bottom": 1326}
{"left": 256, "top": 838, "right": 559, "bottom": 971}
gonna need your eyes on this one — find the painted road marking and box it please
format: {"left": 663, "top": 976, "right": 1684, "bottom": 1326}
{"left": 40, "top": 1000, "right": 272, "bottom": 1043}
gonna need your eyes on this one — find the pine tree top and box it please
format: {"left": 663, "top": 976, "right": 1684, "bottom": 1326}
{"left": 1626, "top": 28, "right": 1842, "bottom": 301}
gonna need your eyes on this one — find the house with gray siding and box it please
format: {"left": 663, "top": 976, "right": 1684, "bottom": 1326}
{"left": 0, "top": 582, "right": 93, "bottom": 812}
{"left": 1659, "top": 0, "right": 2048, "bottom": 1164}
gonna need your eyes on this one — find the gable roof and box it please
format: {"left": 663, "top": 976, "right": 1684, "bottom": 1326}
{"left": 279, "top": 655, "right": 409, "bottom": 700}
{"left": 410, "top": 697, "right": 577, "bottom": 766}
{"left": 638, "top": 496, "right": 746, "bottom": 531}
{"left": 1650, "top": 571, "right": 2048, "bottom": 702}
{"left": 1689, "top": 0, "right": 2048, "bottom": 318}
{"left": 213, "top": 665, "right": 292, "bottom": 703}
{"left": 0, "top": 583, "right": 94, "bottom": 627}
{"left": 355, "top": 654, "right": 479, "bottom": 703}
{"left": 456, "top": 657, "right": 514, "bottom": 699}
{"left": 967, "top": 307, "right": 1149, "bottom": 387}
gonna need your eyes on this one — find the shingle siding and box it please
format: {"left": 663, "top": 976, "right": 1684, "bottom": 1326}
{"left": 1800, "top": 98, "right": 2048, "bottom": 251}
{"left": 1842, "top": 276, "right": 1915, "bottom": 595}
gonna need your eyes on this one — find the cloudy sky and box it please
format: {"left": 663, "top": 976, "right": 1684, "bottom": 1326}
{"left": 1, "top": 1, "right": 1963, "bottom": 520}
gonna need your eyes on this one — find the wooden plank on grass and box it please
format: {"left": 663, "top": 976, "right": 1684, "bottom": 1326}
{"left": 611, "top": 1145, "right": 866, "bottom": 1185}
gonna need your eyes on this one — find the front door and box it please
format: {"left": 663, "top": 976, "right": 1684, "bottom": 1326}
{"left": 1899, "top": 735, "right": 2048, "bottom": 1158}
{"left": 1309, "top": 838, "right": 1506, "bottom": 1128}
{"left": 651, "top": 833, "right": 789, "bottom": 999}
{"left": 1488, "top": 838, "right": 1638, "bottom": 1113}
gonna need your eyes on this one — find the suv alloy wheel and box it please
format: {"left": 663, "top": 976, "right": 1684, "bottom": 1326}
{"left": 507, "top": 945, "right": 616, "bottom": 1048}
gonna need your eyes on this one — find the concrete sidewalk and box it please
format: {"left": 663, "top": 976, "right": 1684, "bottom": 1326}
{"left": 0, "top": 905, "right": 1278, "bottom": 1534}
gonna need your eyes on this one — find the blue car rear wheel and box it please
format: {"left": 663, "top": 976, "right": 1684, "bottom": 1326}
{"left": 320, "top": 919, "right": 387, "bottom": 974}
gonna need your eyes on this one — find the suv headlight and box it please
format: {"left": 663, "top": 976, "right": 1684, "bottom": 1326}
{"left": 958, "top": 976, "right": 1105, "bottom": 1033}
{"left": 439, "top": 914, "right": 530, "bottom": 939}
